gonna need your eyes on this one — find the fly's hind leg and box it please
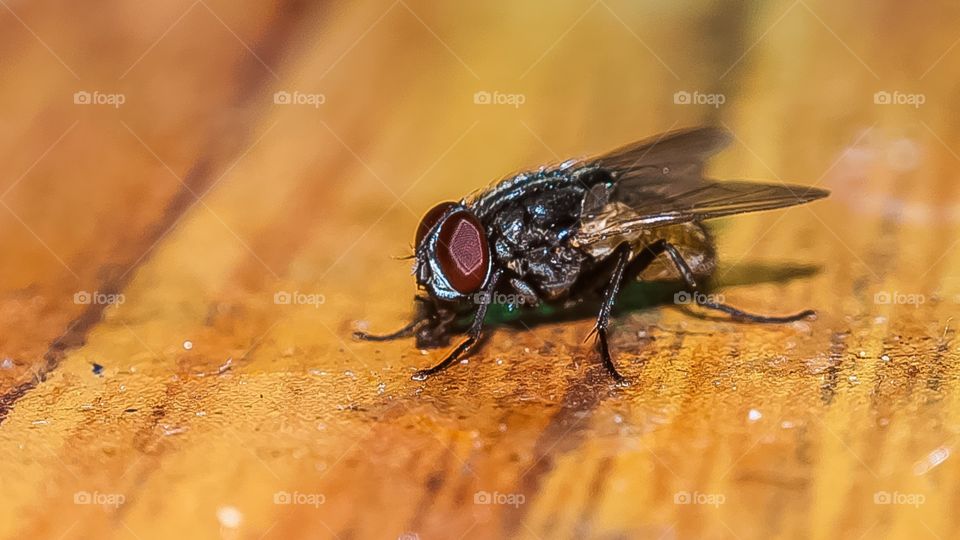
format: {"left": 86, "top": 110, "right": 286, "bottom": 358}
{"left": 645, "top": 239, "right": 815, "bottom": 323}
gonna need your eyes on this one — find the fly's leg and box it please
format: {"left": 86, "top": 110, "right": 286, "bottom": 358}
{"left": 692, "top": 297, "right": 813, "bottom": 323}
{"left": 354, "top": 296, "right": 435, "bottom": 341}
{"left": 647, "top": 239, "right": 815, "bottom": 323}
{"left": 591, "top": 241, "right": 687, "bottom": 384}
{"left": 509, "top": 277, "right": 541, "bottom": 307}
{"left": 412, "top": 270, "right": 503, "bottom": 381}
{"left": 591, "top": 244, "right": 633, "bottom": 386}
{"left": 411, "top": 329, "right": 477, "bottom": 381}
{"left": 354, "top": 318, "right": 426, "bottom": 341}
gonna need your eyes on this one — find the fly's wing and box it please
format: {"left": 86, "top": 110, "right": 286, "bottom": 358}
{"left": 467, "top": 127, "right": 731, "bottom": 219}
{"left": 591, "top": 126, "right": 733, "bottom": 183}
{"left": 572, "top": 127, "right": 829, "bottom": 251}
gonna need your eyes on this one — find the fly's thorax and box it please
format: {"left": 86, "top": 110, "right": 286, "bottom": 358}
{"left": 484, "top": 187, "right": 587, "bottom": 300}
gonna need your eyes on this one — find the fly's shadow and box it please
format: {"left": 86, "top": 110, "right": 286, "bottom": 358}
{"left": 486, "top": 261, "right": 821, "bottom": 329}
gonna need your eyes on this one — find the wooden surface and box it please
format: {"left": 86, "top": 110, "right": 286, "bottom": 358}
{"left": 1, "top": 1, "right": 959, "bottom": 539}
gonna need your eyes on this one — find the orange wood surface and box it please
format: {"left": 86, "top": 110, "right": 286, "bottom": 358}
{"left": 1, "top": 1, "right": 959, "bottom": 539}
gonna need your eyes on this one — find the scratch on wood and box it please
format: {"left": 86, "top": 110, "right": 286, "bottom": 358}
{"left": 820, "top": 331, "right": 850, "bottom": 405}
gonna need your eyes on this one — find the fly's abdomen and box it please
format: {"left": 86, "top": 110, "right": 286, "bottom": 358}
{"left": 634, "top": 222, "right": 716, "bottom": 281}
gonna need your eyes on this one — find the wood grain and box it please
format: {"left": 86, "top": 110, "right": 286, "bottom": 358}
{"left": 1, "top": 1, "right": 959, "bottom": 539}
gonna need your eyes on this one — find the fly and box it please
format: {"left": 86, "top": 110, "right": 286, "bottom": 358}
{"left": 355, "top": 127, "right": 829, "bottom": 385}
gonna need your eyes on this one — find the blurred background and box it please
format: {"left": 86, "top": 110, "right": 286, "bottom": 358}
{"left": 1, "top": 1, "right": 959, "bottom": 539}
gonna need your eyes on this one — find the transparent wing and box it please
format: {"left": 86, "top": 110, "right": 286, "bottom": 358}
{"left": 573, "top": 127, "right": 829, "bottom": 247}
{"left": 590, "top": 126, "right": 732, "bottom": 183}
{"left": 468, "top": 127, "right": 731, "bottom": 218}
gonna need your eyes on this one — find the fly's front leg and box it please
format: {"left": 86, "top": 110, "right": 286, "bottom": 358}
{"left": 412, "top": 270, "right": 503, "bottom": 381}
{"left": 645, "top": 239, "right": 815, "bottom": 323}
{"left": 354, "top": 296, "right": 434, "bottom": 341}
{"left": 354, "top": 319, "right": 426, "bottom": 341}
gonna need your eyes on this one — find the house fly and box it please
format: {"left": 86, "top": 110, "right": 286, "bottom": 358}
{"left": 356, "top": 127, "right": 829, "bottom": 385}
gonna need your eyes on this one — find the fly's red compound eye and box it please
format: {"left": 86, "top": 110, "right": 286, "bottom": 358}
{"left": 436, "top": 211, "right": 489, "bottom": 293}
{"left": 415, "top": 202, "right": 457, "bottom": 248}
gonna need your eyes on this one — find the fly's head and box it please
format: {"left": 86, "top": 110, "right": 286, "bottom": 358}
{"left": 413, "top": 202, "right": 492, "bottom": 303}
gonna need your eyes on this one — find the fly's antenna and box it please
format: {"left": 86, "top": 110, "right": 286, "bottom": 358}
{"left": 391, "top": 243, "right": 416, "bottom": 261}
